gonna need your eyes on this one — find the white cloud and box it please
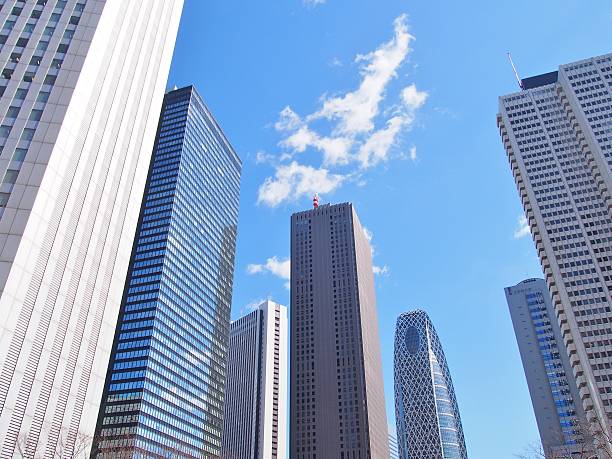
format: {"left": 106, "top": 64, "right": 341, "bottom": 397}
{"left": 310, "top": 14, "right": 413, "bottom": 135}
{"left": 514, "top": 215, "right": 531, "bottom": 239}
{"left": 373, "top": 265, "right": 390, "bottom": 276}
{"left": 257, "top": 161, "right": 345, "bottom": 207}
{"left": 304, "top": 0, "right": 326, "bottom": 6}
{"left": 246, "top": 264, "right": 263, "bottom": 274}
{"left": 401, "top": 83, "right": 428, "bottom": 110}
{"left": 362, "top": 226, "right": 375, "bottom": 257}
{"left": 247, "top": 256, "right": 291, "bottom": 289}
{"left": 255, "top": 150, "right": 275, "bottom": 164}
{"left": 245, "top": 299, "right": 265, "bottom": 311}
{"left": 362, "top": 228, "right": 389, "bottom": 276}
{"left": 329, "top": 57, "right": 343, "bottom": 67}
{"left": 259, "top": 14, "right": 427, "bottom": 207}
{"left": 409, "top": 145, "right": 417, "bottom": 161}
{"left": 275, "top": 106, "right": 303, "bottom": 132}
{"left": 239, "top": 298, "right": 266, "bottom": 316}
{"left": 281, "top": 126, "right": 354, "bottom": 166}
{"left": 277, "top": 108, "right": 354, "bottom": 166}
{"left": 357, "top": 115, "right": 406, "bottom": 168}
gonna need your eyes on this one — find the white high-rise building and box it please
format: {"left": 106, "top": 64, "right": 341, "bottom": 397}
{"left": 222, "top": 300, "right": 288, "bottom": 459}
{"left": 498, "top": 53, "right": 612, "bottom": 442}
{"left": 0, "top": 0, "right": 183, "bottom": 456}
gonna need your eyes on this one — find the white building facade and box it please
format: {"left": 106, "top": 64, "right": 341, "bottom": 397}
{"left": 0, "top": 0, "right": 183, "bottom": 456}
{"left": 498, "top": 53, "right": 612, "bottom": 442}
{"left": 222, "top": 300, "right": 288, "bottom": 459}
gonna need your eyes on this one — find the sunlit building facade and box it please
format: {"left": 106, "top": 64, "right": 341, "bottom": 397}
{"left": 222, "top": 300, "right": 288, "bottom": 459}
{"left": 498, "top": 53, "right": 612, "bottom": 438}
{"left": 394, "top": 310, "right": 467, "bottom": 459}
{"left": 92, "top": 86, "right": 241, "bottom": 457}
{"left": 0, "top": 0, "right": 183, "bottom": 456}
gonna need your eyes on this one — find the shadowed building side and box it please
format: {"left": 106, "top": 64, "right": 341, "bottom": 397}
{"left": 222, "top": 300, "right": 288, "bottom": 459}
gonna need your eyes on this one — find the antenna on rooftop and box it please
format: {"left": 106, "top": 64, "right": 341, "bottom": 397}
{"left": 312, "top": 193, "right": 319, "bottom": 209}
{"left": 507, "top": 52, "right": 524, "bottom": 90}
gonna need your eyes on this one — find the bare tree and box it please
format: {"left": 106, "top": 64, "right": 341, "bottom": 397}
{"left": 14, "top": 429, "right": 93, "bottom": 459}
{"left": 516, "top": 418, "right": 612, "bottom": 459}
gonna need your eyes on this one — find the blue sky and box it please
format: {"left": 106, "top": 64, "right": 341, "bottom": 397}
{"left": 168, "top": 1, "right": 612, "bottom": 457}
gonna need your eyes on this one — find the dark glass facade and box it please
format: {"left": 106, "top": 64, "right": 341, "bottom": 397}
{"left": 92, "top": 86, "right": 241, "bottom": 458}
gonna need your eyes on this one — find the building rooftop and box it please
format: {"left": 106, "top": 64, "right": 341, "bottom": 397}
{"left": 521, "top": 71, "right": 558, "bottom": 89}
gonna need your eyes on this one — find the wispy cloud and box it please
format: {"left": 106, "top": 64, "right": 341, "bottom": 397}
{"left": 247, "top": 256, "right": 291, "bottom": 289}
{"left": 309, "top": 14, "right": 414, "bottom": 136}
{"left": 257, "top": 162, "right": 345, "bottom": 207}
{"left": 255, "top": 150, "right": 275, "bottom": 164}
{"left": 304, "top": 0, "right": 326, "bottom": 6}
{"left": 409, "top": 145, "right": 417, "bottom": 161}
{"left": 257, "top": 14, "right": 427, "bottom": 207}
{"left": 329, "top": 57, "right": 343, "bottom": 67}
{"left": 362, "top": 227, "right": 389, "bottom": 276}
{"left": 373, "top": 265, "right": 390, "bottom": 276}
{"left": 238, "top": 298, "right": 266, "bottom": 317}
{"left": 514, "top": 215, "right": 531, "bottom": 239}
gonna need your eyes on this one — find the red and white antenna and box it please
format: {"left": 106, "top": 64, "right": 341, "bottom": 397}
{"left": 312, "top": 193, "right": 319, "bottom": 209}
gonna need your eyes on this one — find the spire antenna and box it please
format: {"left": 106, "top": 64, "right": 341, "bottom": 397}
{"left": 507, "top": 52, "right": 524, "bottom": 90}
{"left": 312, "top": 193, "right": 319, "bottom": 209}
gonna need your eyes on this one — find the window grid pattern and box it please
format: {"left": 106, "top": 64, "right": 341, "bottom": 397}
{"left": 394, "top": 310, "right": 468, "bottom": 459}
{"left": 525, "top": 290, "right": 583, "bottom": 444}
{"left": 498, "top": 52, "right": 612, "bottom": 432}
{"left": 0, "top": 0, "right": 86, "bottom": 216}
{"left": 291, "top": 203, "right": 389, "bottom": 459}
{"left": 94, "top": 86, "right": 241, "bottom": 458}
{"left": 222, "top": 309, "right": 261, "bottom": 458}
{"left": 221, "top": 301, "right": 287, "bottom": 459}
{"left": 388, "top": 433, "right": 399, "bottom": 459}
{"left": 506, "top": 279, "right": 586, "bottom": 454}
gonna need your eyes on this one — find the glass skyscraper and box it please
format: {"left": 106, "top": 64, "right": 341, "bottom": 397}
{"left": 394, "top": 310, "right": 467, "bottom": 459}
{"left": 0, "top": 1, "right": 183, "bottom": 456}
{"left": 389, "top": 433, "right": 400, "bottom": 459}
{"left": 506, "top": 279, "right": 586, "bottom": 456}
{"left": 92, "top": 86, "right": 241, "bottom": 458}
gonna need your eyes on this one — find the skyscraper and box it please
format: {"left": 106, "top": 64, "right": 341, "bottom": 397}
{"left": 290, "top": 202, "right": 389, "bottom": 458}
{"left": 222, "top": 300, "right": 288, "bottom": 459}
{"left": 506, "top": 278, "right": 586, "bottom": 456}
{"left": 389, "top": 432, "right": 400, "bottom": 459}
{"left": 92, "top": 86, "right": 241, "bottom": 457}
{"left": 394, "top": 310, "right": 467, "bottom": 459}
{"left": 0, "top": 1, "right": 183, "bottom": 456}
{"left": 498, "top": 53, "right": 612, "bottom": 438}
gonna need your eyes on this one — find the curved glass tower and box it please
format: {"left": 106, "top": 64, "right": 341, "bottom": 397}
{"left": 394, "top": 310, "right": 467, "bottom": 459}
